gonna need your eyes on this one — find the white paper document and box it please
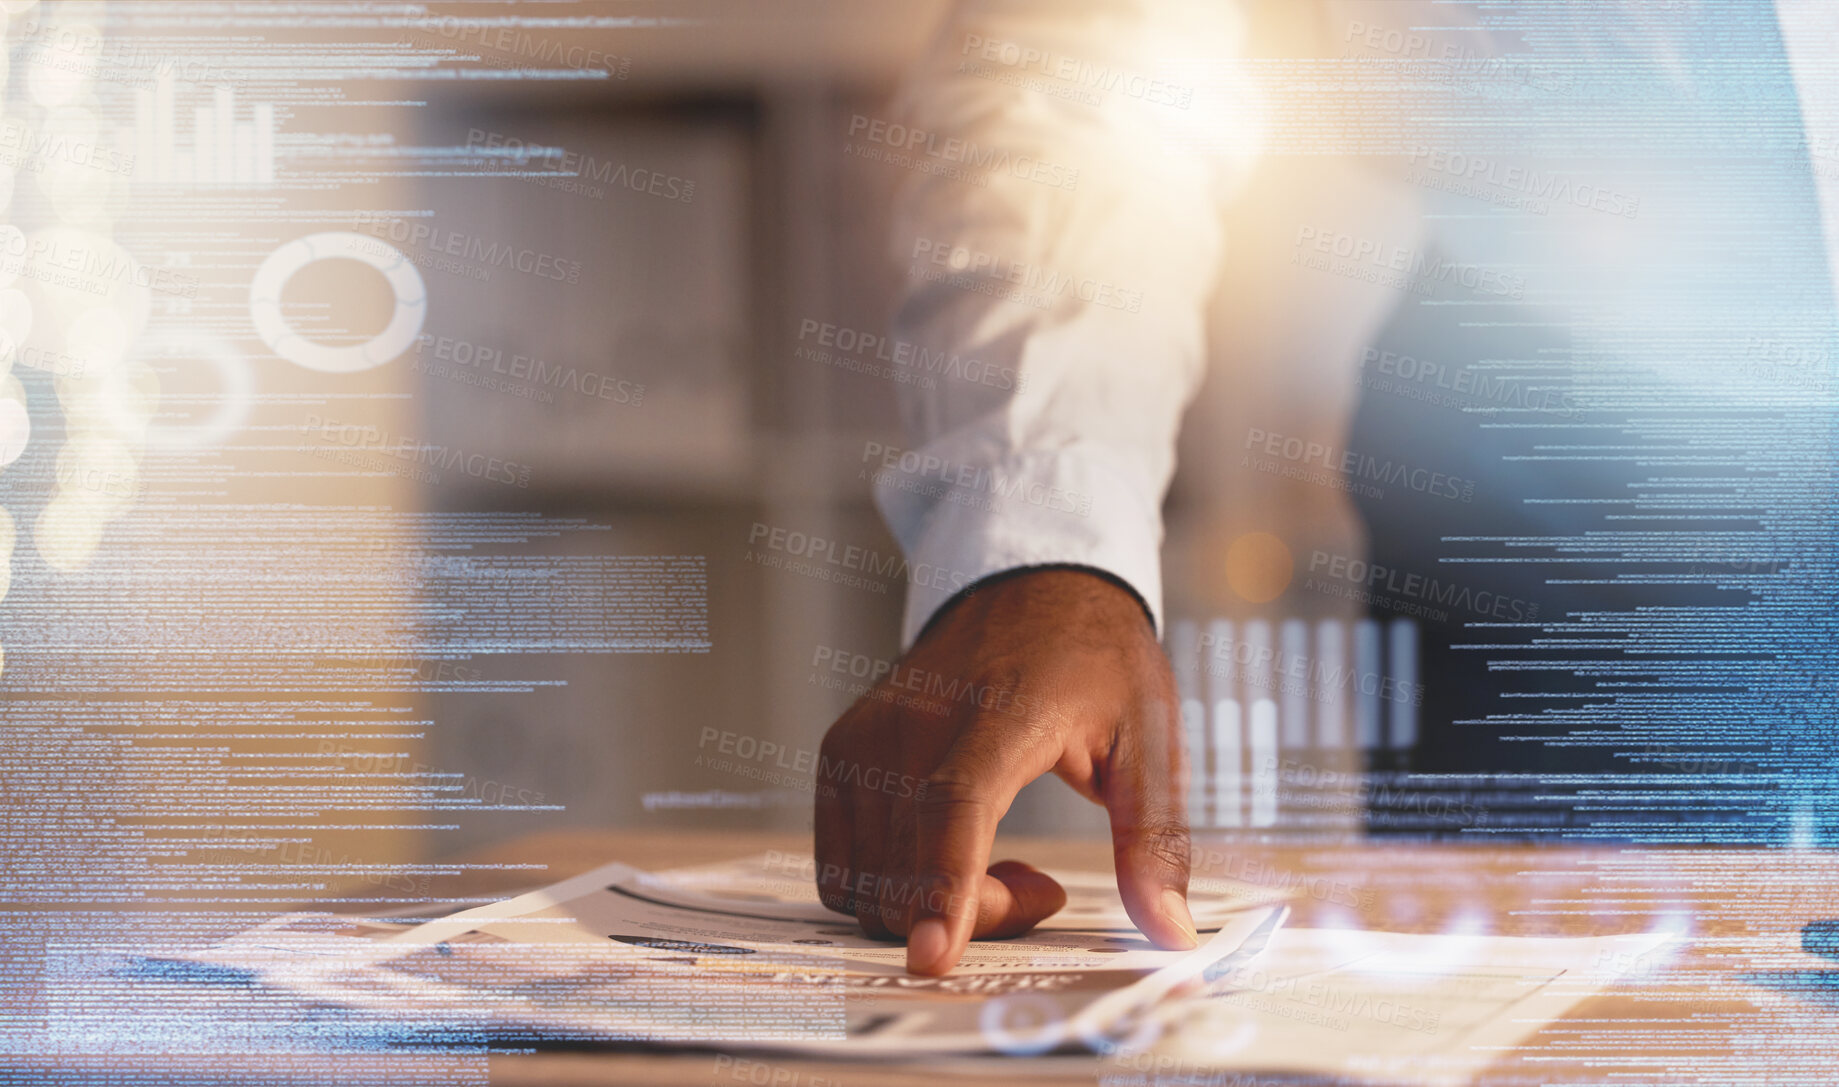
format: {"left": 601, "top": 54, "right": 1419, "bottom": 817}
{"left": 170, "top": 852, "right": 1670, "bottom": 1080}
{"left": 178, "top": 854, "right": 1288, "bottom": 1056}
{"left": 1136, "top": 926, "right": 1677, "bottom": 1086}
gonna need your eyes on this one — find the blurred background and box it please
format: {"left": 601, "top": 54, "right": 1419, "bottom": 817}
{"left": 382, "top": 0, "right": 1388, "bottom": 852}
{"left": 4, "top": 0, "right": 1835, "bottom": 912}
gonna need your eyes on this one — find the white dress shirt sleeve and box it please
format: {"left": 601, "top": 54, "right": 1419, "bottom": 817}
{"left": 873, "top": 0, "right": 1235, "bottom": 646}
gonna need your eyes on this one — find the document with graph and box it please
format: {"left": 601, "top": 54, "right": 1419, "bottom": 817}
{"left": 170, "top": 854, "right": 1288, "bottom": 1055}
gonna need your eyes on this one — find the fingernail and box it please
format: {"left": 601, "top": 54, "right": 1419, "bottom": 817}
{"left": 907, "top": 918, "right": 950, "bottom": 975}
{"left": 1161, "top": 889, "right": 1200, "bottom": 950}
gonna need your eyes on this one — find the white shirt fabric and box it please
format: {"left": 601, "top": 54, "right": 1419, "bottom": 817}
{"left": 874, "top": 0, "right": 1839, "bottom": 648}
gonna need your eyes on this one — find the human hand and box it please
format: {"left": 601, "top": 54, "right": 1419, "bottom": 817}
{"left": 812, "top": 567, "right": 1197, "bottom": 976}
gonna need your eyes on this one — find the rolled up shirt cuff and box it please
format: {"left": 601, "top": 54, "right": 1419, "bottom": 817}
{"left": 872, "top": 441, "right": 1167, "bottom": 648}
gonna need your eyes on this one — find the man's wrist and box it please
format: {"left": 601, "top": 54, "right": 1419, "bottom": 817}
{"left": 913, "top": 563, "right": 1158, "bottom": 646}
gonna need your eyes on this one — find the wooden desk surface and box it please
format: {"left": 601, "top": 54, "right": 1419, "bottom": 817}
{"left": 440, "top": 829, "right": 1839, "bottom": 1087}
{"left": 21, "top": 830, "right": 1830, "bottom": 1085}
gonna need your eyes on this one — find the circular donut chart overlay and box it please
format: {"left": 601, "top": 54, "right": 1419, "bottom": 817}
{"left": 249, "top": 231, "right": 427, "bottom": 374}
{"left": 133, "top": 329, "right": 252, "bottom": 449}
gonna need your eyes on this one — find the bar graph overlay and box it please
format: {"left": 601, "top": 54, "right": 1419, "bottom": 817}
{"left": 130, "top": 77, "right": 276, "bottom": 186}
{"left": 1170, "top": 616, "right": 1420, "bottom": 833}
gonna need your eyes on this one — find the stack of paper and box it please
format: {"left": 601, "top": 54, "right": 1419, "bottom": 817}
{"left": 175, "top": 854, "right": 1288, "bottom": 1056}
{"left": 167, "top": 853, "right": 1675, "bottom": 1082}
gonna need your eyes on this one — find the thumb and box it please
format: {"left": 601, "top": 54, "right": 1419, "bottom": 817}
{"left": 1101, "top": 698, "right": 1198, "bottom": 950}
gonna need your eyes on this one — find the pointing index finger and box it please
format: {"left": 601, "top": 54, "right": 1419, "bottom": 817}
{"left": 904, "top": 731, "right": 1050, "bottom": 975}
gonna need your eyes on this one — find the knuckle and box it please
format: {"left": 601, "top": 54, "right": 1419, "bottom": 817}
{"left": 1134, "top": 818, "right": 1192, "bottom": 878}
{"left": 983, "top": 700, "right": 1062, "bottom": 745}
{"left": 914, "top": 775, "right": 992, "bottom": 820}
